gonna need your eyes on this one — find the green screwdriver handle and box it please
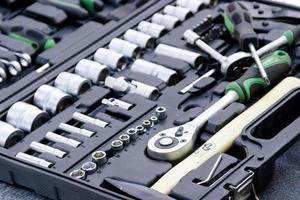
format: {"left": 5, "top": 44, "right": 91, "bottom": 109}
{"left": 224, "top": 1, "right": 258, "bottom": 51}
{"left": 284, "top": 25, "right": 300, "bottom": 45}
{"left": 226, "top": 50, "right": 291, "bottom": 103}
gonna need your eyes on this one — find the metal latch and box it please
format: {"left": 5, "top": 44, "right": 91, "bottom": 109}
{"left": 228, "top": 170, "right": 255, "bottom": 200}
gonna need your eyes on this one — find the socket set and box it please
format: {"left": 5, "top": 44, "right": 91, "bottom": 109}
{"left": 0, "top": 0, "right": 299, "bottom": 200}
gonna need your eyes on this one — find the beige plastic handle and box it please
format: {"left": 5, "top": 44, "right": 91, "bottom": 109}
{"left": 151, "top": 77, "right": 300, "bottom": 194}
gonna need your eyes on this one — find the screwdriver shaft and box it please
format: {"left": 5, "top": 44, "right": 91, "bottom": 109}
{"left": 249, "top": 44, "right": 270, "bottom": 85}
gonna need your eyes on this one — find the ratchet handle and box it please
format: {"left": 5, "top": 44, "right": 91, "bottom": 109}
{"left": 226, "top": 50, "right": 291, "bottom": 103}
{"left": 0, "top": 25, "right": 56, "bottom": 51}
{"left": 224, "top": 2, "right": 258, "bottom": 50}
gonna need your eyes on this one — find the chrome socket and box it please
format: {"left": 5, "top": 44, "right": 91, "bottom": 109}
{"left": 73, "top": 112, "right": 109, "bottom": 128}
{"left": 54, "top": 72, "right": 92, "bottom": 96}
{"left": 155, "top": 44, "right": 204, "bottom": 69}
{"left": 123, "top": 29, "right": 155, "bottom": 49}
{"left": 163, "top": 5, "right": 192, "bottom": 21}
{"left": 111, "top": 139, "right": 123, "bottom": 152}
{"left": 150, "top": 116, "right": 159, "bottom": 124}
{"left": 45, "top": 132, "right": 81, "bottom": 148}
{"left": 92, "top": 150, "right": 107, "bottom": 166}
{"left": 30, "top": 141, "right": 67, "bottom": 158}
{"left": 69, "top": 169, "right": 86, "bottom": 180}
{"left": 81, "top": 161, "right": 97, "bottom": 174}
{"left": 34, "top": 84, "right": 73, "bottom": 115}
{"left": 127, "top": 128, "right": 138, "bottom": 141}
{"left": 101, "top": 98, "right": 133, "bottom": 110}
{"left": 151, "top": 13, "right": 180, "bottom": 30}
{"left": 142, "top": 120, "right": 152, "bottom": 129}
{"left": 94, "top": 48, "right": 127, "bottom": 70}
{"left": 137, "top": 21, "right": 167, "bottom": 38}
{"left": 131, "top": 59, "right": 177, "bottom": 84}
{"left": 75, "top": 59, "right": 109, "bottom": 84}
{"left": 6, "top": 102, "right": 50, "bottom": 132}
{"left": 155, "top": 106, "right": 167, "bottom": 121}
{"left": 0, "top": 121, "right": 24, "bottom": 148}
{"left": 176, "top": 0, "right": 203, "bottom": 13}
{"left": 129, "top": 80, "right": 160, "bottom": 100}
{"left": 58, "top": 123, "right": 95, "bottom": 137}
{"left": 119, "top": 134, "right": 130, "bottom": 145}
{"left": 136, "top": 125, "right": 145, "bottom": 135}
{"left": 109, "top": 38, "right": 141, "bottom": 59}
{"left": 16, "top": 152, "right": 53, "bottom": 168}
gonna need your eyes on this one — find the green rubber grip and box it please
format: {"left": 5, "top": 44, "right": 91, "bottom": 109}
{"left": 283, "top": 25, "right": 300, "bottom": 45}
{"left": 0, "top": 25, "right": 56, "bottom": 51}
{"left": 224, "top": 2, "right": 258, "bottom": 51}
{"left": 225, "top": 50, "right": 291, "bottom": 103}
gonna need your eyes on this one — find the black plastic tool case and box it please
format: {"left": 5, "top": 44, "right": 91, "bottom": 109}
{"left": 0, "top": 0, "right": 299, "bottom": 200}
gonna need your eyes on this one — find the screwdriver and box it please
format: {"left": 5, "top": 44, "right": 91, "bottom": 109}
{"left": 256, "top": 25, "right": 300, "bottom": 56}
{"left": 147, "top": 50, "right": 291, "bottom": 162}
{"left": 224, "top": 2, "right": 270, "bottom": 85}
{"left": 151, "top": 76, "right": 297, "bottom": 195}
{"left": 0, "top": 25, "right": 56, "bottom": 52}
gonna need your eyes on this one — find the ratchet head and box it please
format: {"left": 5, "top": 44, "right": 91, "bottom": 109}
{"left": 147, "top": 124, "right": 198, "bottom": 161}
{"left": 222, "top": 51, "right": 253, "bottom": 80}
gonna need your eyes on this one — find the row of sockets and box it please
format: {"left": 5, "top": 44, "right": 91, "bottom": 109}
{"left": 11, "top": 0, "right": 208, "bottom": 167}
{"left": 69, "top": 106, "right": 167, "bottom": 180}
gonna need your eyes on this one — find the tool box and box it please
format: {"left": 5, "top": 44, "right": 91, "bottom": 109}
{"left": 0, "top": 0, "right": 299, "bottom": 199}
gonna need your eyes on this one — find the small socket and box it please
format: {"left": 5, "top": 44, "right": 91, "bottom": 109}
{"left": 94, "top": 48, "right": 127, "bottom": 70}
{"left": 0, "top": 121, "right": 24, "bottom": 148}
{"left": 70, "top": 169, "right": 86, "bottom": 180}
{"left": 81, "top": 161, "right": 97, "bottom": 174}
{"left": 150, "top": 116, "right": 159, "bottom": 124}
{"left": 163, "top": 5, "right": 192, "bottom": 21}
{"left": 142, "top": 120, "right": 152, "bottom": 129}
{"left": 75, "top": 59, "right": 109, "bottom": 84}
{"left": 111, "top": 139, "right": 123, "bottom": 152}
{"left": 55, "top": 72, "right": 92, "bottom": 96}
{"left": 34, "top": 85, "right": 73, "bottom": 115}
{"left": 119, "top": 134, "right": 130, "bottom": 145}
{"left": 109, "top": 38, "right": 141, "bottom": 59}
{"left": 92, "top": 151, "right": 107, "bottom": 166}
{"left": 136, "top": 125, "right": 145, "bottom": 135}
{"left": 123, "top": 29, "right": 155, "bottom": 49}
{"left": 137, "top": 21, "right": 167, "bottom": 38}
{"left": 6, "top": 102, "right": 50, "bottom": 132}
{"left": 151, "top": 13, "right": 180, "bottom": 30}
{"left": 155, "top": 106, "right": 167, "bottom": 121}
{"left": 127, "top": 128, "right": 138, "bottom": 141}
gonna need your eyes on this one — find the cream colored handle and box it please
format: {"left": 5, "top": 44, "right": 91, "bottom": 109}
{"left": 151, "top": 77, "right": 300, "bottom": 194}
